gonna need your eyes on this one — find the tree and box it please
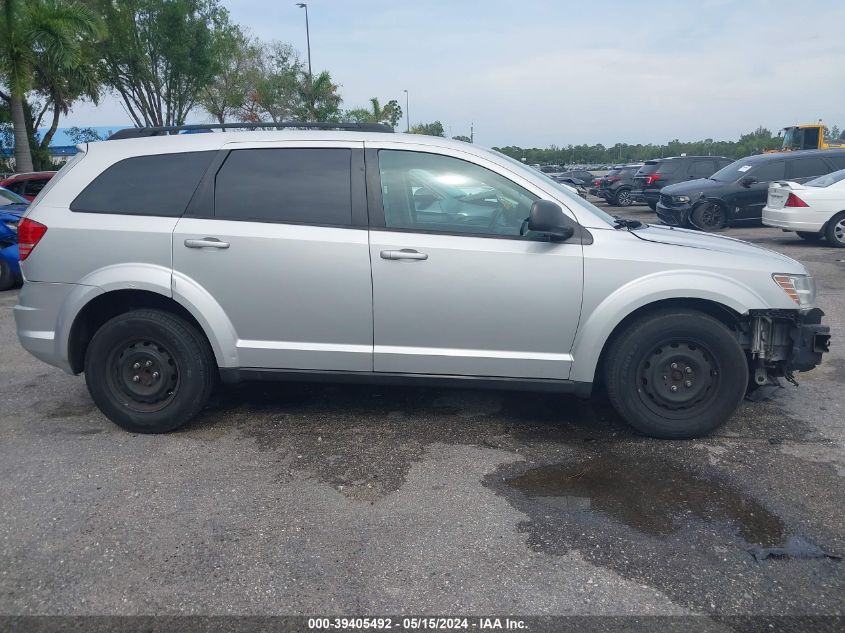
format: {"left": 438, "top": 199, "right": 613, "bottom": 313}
{"left": 346, "top": 97, "right": 402, "bottom": 128}
{"left": 67, "top": 126, "right": 104, "bottom": 143}
{"left": 410, "top": 121, "right": 445, "bottom": 137}
{"left": 298, "top": 70, "right": 341, "bottom": 122}
{"left": 452, "top": 135, "right": 471, "bottom": 143}
{"left": 94, "top": 0, "right": 230, "bottom": 127}
{"left": 242, "top": 42, "right": 302, "bottom": 123}
{"left": 198, "top": 25, "right": 261, "bottom": 126}
{"left": 0, "top": 0, "right": 100, "bottom": 172}
{"left": 829, "top": 125, "right": 841, "bottom": 141}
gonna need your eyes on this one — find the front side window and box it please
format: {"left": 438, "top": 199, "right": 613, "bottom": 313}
{"left": 215, "top": 148, "right": 351, "bottom": 225}
{"left": 378, "top": 150, "right": 538, "bottom": 237}
{"left": 749, "top": 161, "right": 785, "bottom": 183}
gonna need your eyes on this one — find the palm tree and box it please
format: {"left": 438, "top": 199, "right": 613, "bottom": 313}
{"left": 298, "top": 70, "right": 341, "bottom": 122}
{"left": 0, "top": 0, "right": 99, "bottom": 172}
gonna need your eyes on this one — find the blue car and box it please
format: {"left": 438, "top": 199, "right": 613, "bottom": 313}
{"left": 0, "top": 186, "right": 29, "bottom": 290}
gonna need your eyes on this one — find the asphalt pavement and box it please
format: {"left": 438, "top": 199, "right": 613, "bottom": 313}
{"left": 0, "top": 201, "right": 843, "bottom": 624}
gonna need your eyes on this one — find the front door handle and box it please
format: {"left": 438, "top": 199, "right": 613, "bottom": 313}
{"left": 184, "top": 238, "right": 230, "bottom": 249}
{"left": 380, "top": 249, "right": 428, "bottom": 261}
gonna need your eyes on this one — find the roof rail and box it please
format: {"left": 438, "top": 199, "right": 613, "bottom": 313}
{"left": 107, "top": 121, "right": 394, "bottom": 140}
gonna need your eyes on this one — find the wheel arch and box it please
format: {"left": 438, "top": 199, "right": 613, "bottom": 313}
{"left": 67, "top": 289, "right": 228, "bottom": 374}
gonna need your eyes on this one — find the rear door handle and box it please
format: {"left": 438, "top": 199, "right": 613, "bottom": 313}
{"left": 184, "top": 238, "right": 230, "bottom": 249}
{"left": 380, "top": 249, "right": 428, "bottom": 261}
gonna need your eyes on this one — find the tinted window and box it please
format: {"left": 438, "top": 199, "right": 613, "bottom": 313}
{"left": 655, "top": 161, "right": 680, "bottom": 175}
{"left": 690, "top": 160, "right": 716, "bottom": 177}
{"left": 787, "top": 156, "right": 831, "bottom": 180}
{"left": 378, "top": 150, "right": 538, "bottom": 237}
{"left": 7, "top": 181, "right": 25, "bottom": 195}
{"left": 215, "top": 148, "right": 351, "bottom": 225}
{"left": 750, "top": 161, "right": 785, "bottom": 182}
{"left": 826, "top": 155, "right": 845, "bottom": 170}
{"left": 24, "top": 179, "right": 48, "bottom": 196}
{"left": 637, "top": 161, "right": 660, "bottom": 175}
{"left": 72, "top": 151, "right": 215, "bottom": 216}
{"left": 711, "top": 159, "right": 764, "bottom": 182}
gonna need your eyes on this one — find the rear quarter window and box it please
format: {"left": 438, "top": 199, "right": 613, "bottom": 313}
{"left": 787, "top": 156, "right": 832, "bottom": 180}
{"left": 70, "top": 151, "right": 216, "bottom": 216}
{"left": 655, "top": 161, "right": 680, "bottom": 175}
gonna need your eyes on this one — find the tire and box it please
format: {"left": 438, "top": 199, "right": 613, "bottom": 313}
{"left": 689, "top": 201, "right": 726, "bottom": 231}
{"left": 604, "top": 309, "right": 748, "bottom": 439}
{"left": 613, "top": 188, "right": 633, "bottom": 207}
{"left": 648, "top": 201, "right": 657, "bottom": 212}
{"left": 0, "top": 259, "right": 15, "bottom": 291}
{"left": 84, "top": 309, "right": 216, "bottom": 433}
{"left": 796, "top": 231, "right": 823, "bottom": 242}
{"left": 824, "top": 212, "right": 845, "bottom": 248}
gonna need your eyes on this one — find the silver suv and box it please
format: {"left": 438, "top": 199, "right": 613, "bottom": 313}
{"left": 14, "top": 124, "right": 830, "bottom": 438}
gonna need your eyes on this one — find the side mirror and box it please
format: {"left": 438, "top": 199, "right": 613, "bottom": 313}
{"left": 527, "top": 200, "right": 575, "bottom": 241}
{"left": 740, "top": 176, "right": 758, "bottom": 187}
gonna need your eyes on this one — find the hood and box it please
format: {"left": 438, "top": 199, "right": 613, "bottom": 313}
{"left": 631, "top": 224, "right": 804, "bottom": 271}
{"left": 661, "top": 178, "right": 727, "bottom": 196}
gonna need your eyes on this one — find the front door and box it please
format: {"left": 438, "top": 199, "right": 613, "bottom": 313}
{"left": 368, "top": 147, "right": 584, "bottom": 380}
{"left": 734, "top": 160, "right": 785, "bottom": 222}
{"left": 172, "top": 143, "right": 373, "bottom": 371}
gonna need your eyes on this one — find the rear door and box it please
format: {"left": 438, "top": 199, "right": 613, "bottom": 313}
{"left": 172, "top": 141, "right": 373, "bottom": 371}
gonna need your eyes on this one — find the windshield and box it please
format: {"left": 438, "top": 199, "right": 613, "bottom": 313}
{"left": 491, "top": 149, "right": 617, "bottom": 226}
{"left": 709, "top": 159, "right": 761, "bottom": 182}
{"left": 781, "top": 128, "right": 801, "bottom": 151}
{"left": 806, "top": 168, "right": 845, "bottom": 188}
{"left": 0, "top": 187, "right": 27, "bottom": 206}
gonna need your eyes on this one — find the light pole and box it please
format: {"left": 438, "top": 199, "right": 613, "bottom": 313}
{"left": 403, "top": 89, "right": 409, "bottom": 132}
{"left": 296, "top": 3, "right": 312, "bottom": 81}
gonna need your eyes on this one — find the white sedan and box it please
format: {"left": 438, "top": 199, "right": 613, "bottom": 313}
{"left": 763, "top": 168, "right": 845, "bottom": 247}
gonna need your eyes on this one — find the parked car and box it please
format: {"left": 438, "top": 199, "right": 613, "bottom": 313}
{"left": 14, "top": 124, "right": 829, "bottom": 439}
{"left": 762, "top": 168, "right": 845, "bottom": 247}
{"left": 555, "top": 169, "right": 595, "bottom": 187}
{"left": 0, "top": 187, "right": 28, "bottom": 290}
{"left": 632, "top": 156, "right": 732, "bottom": 211}
{"left": 595, "top": 164, "right": 643, "bottom": 207}
{"left": 656, "top": 149, "right": 845, "bottom": 230}
{"left": 0, "top": 171, "right": 56, "bottom": 201}
{"left": 551, "top": 176, "right": 587, "bottom": 198}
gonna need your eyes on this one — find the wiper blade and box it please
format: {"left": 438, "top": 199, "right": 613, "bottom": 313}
{"left": 613, "top": 216, "right": 644, "bottom": 229}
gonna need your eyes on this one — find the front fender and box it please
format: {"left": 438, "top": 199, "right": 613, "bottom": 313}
{"left": 569, "top": 270, "right": 767, "bottom": 383}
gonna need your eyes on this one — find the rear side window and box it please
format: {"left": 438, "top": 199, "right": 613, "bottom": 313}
{"left": 71, "top": 151, "right": 215, "bottom": 216}
{"left": 690, "top": 160, "right": 716, "bottom": 177}
{"left": 826, "top": 155, "right": 845, "bottom": 170}
{"left": 655, "top": 161, "right": 680, "bottom": 175}
{"left": 750, "top": 161, "right": 785, "bottom": 182}
{"left": 787, "top": 156, "right": 831, "bottom": 179}
{"left": 214, "top": 148, "right": 351, "bottom": 225}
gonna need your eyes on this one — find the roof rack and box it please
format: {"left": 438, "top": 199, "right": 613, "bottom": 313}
{"left": 107, "top": 121, "right": 394, "bottom": 140}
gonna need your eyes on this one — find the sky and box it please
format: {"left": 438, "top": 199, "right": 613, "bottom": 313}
{"left": 61, "top": 0, "right": 845, "bottom": 148}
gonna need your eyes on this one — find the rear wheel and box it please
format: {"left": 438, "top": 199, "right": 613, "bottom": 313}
{"left": 614, "top": 188, "right": 633, "bottom": 207}
{"left": 604, "top": 309, "right": 748, "bottom": 439}
{"left": 796, "top": 231, "right": 823, "bottom": 242}
{"left": 84, "top": 309, "right": 216, "bottom": 433}
{"left": 824, "top": 212, "right": 845, "bottom": 248}
{"left": 690, "top": 201, "right": 726, "bottom": 231}
{"left": 0, "top": 259, "right": 15, "bottom": 291}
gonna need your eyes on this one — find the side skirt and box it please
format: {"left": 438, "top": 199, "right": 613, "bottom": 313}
{"left": 219, "top": 367, "right": 593, "bottom": 398}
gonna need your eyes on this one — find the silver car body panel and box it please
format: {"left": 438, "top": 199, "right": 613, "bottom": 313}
{"left": 14, "top": 131, "right": 811, "bottom": 384}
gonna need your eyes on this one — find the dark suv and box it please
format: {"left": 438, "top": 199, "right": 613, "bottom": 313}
{"left": 595, "top": 164, "right": 642, "bottom": 207}
{"left": 555, "top": 169, "right": 595, "bottom": 186}
{"left": 632, "top": 156, "right": 732, "bottom": 211}
{"left": 656, "top": 149, "right": 845, "bottom": 230}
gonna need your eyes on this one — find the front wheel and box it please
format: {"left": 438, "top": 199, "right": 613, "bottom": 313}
{"left": 614, "top": 188, "right": 633, "bottom": 207}
{"left": 604, "top": 309, "right": 748, "bottom": 439}
{"left": 689, "top": 201, "right": 726, "bottom": 231}
{"left": 84, "top": 309, "right": 217, "bottom": 433}
{"left": 824, "top": 212, "right": 845, "bottom": 248}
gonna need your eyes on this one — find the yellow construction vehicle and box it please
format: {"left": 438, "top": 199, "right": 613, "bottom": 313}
{"left": 775, "top": 123, "right": 845, "bottom": 152}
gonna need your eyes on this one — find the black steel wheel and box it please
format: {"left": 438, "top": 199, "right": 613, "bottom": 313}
{"left": 85, "top": 309, "right": 216, "bottom": 433}
{"left": 690, "top": 201, "right": 726, "bottom": 231}
{"left": 604, "top": 308, "right": 748, "bottom": 439}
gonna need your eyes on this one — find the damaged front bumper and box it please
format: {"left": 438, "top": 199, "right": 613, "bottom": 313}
{"left": 744, "top": 308, "right": 831, "bottom": 386}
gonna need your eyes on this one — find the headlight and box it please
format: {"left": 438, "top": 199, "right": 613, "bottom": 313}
{"left": 773, "top": 274, "right": 816, "bottom": 307}
{"left": 2, "top": 220, "right": 17, "bottom": 233}
{"left": 673, "top": 195, "right": 691, "bottom": 204}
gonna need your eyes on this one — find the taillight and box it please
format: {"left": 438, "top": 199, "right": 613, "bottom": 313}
{"left": 645, "top": 174, "right": 662, "bottom": 185}
{"left": 785, "top": 193, "right": 809, "bottom": 208}
{"left": 18, "top": 218, "right": 48, "bottom": 260}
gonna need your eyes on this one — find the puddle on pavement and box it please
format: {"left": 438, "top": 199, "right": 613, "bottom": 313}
{"left": 506, "top": 452, "right": 787, "bottom": 547}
